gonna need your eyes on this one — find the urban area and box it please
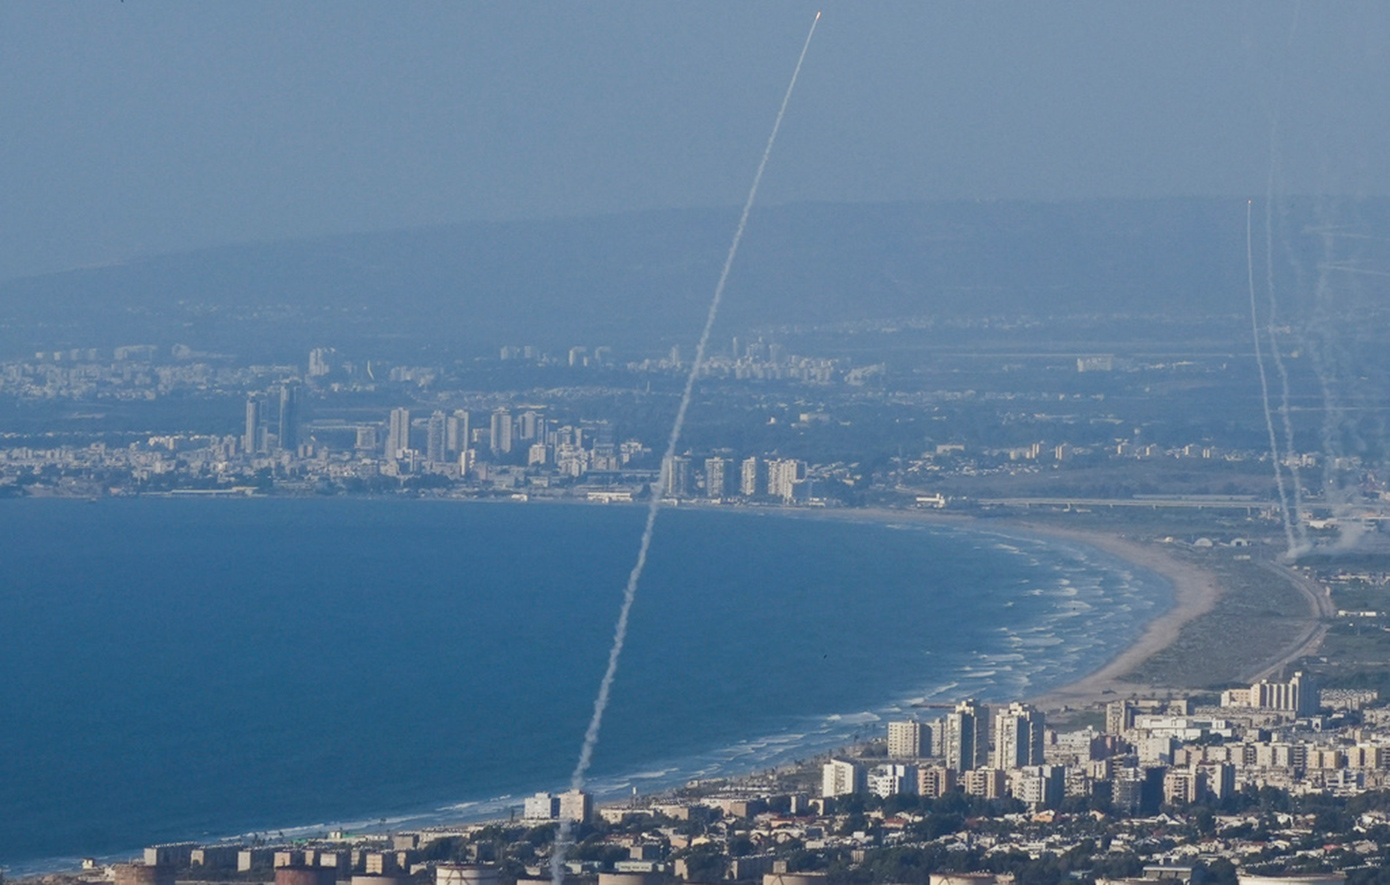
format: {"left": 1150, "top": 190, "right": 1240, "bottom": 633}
{"left": 58, "top": 668, "right": 1390, "bottom": 885}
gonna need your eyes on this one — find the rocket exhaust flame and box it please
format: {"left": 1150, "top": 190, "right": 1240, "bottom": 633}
{"left": 548, "top": 13, "right": 821, "bottom": 885}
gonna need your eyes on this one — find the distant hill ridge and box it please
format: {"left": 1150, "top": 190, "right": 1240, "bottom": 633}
{"left": 1, "top": 197, "right": 1376, "bottom": 360}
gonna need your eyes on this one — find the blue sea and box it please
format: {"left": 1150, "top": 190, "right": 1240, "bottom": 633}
{"left": 0, "top": 499, "right": 1169, "bottom": 872}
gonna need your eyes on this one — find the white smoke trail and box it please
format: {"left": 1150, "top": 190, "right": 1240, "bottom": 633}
{"left": 1257, "top": 0, "right": 1310, "bottom": 555}
{"left": 1248, "top": 200, "right": 1298, "bottom": 554}
{"left": 1263, "top": 193, "right": 1309, "bottom": 554}
{"left": 549, "top": 14, "right": 821, "bottom": 884}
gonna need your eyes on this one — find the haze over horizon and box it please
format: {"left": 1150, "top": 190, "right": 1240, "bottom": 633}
{"left": 4, "top": 1, "right": 1390, "bottom": 282}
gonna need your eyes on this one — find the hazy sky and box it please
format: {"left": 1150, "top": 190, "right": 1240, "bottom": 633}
{"left": 2, "top": 1, "right": 1388, "bottom": 281}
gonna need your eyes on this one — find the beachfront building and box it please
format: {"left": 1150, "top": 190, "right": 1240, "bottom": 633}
{"left": 942, "top": 700, "right": 989, "bottom": 772}
{"left": 887, "top": 720, "right": 931, "bottom": 758}
{"left": 1221, "top": 671, "right": 1320, "bottom": 717}
{"left": 992, "top": 703, "right": 1045, "bottom": 769}
{"left": 821, "top": 758, "right": 866, "bottom": 797}
{"left": 558, "top": 789, "right": 592, "bottom": 823}
{"left": 523, "top": 792, "right": 560, "bottom": 820}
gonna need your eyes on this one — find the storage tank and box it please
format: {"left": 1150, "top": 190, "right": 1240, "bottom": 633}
{"left": 599, "top": 874, "right": 667, "bottom": 885}
{"left": 276, "top": 864, "right": 338, "bottom": 885}
{"left": 114, "top": 864, "right": 176, "bottom": 885}
{"left": 353, "top": 875, "right": 402, "bottom": 885}
{"left": 437, "top": 865, "right": 500, "bottom": 885}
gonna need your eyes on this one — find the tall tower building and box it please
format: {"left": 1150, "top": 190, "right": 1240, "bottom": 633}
{"left": 766, "top": 458, "right": 806, "bottom": 502}
{"left": 517, "top": 410, "right": 543, "bottom": 442}
{"left": 740, "top": 456, "right": 762, "bottom": 497}
{"left": 387, "top": 407, "right": 411, "bottom": 460}
{"left": 662, "top": 455, "right": 691, "bottom": 498}
{"left": 244, "top": 395, "right": 263, "bottom": 455}
{"left": 277, "top": 383, "right": 301, "bottom": 453}
{"left": 490, "top": 408, "right": 513, "bottom": 455}
{"left": 426, "top": 411, "right": 447, "bottom": 463}
{"left": 446, "top": 410, "right": 470, "bottom": 455}
{"left": 992, "top": 702, "right": 1046, "bottom": 769}
{"left": 307, "top": 347, "right": 333, "bottom": 378}
{"left": 704, "top": 457, "right": 729, "bottom": 498}
{"left": 943, "top": 699, "right": 989, "bottom": 772}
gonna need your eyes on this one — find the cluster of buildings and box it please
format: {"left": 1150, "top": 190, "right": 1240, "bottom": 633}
{"left": 822, "top": 701, "right": 1069, "bottom": 811}
{"left": 814, "top": 673, "right": 1390, "bottom": 819}
{"left": 67, "top": 671, "right": 1390, "bottom": 884}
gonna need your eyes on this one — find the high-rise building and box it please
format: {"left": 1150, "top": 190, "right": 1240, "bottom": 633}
{"left": 426, "top": 411, "right": 447, "bottom": 463}
{"left": 557, "top": 789, "right": 592, "bottom": 823}
{"left": 244, "top": 395, "right": 263, "bottom": 454}
{"left": 740, "top": 456, "right": 762, "bottom": 497}
{"left": 662, "top": 455, "right": 691, "bottom": 498}
{"left": 387, "top": 408, "right": 411, "bottom": 460}
{"left": 992, "top": 702, "right": 1046, "bottom": 769}
{"left": 943, "top": 699, "right": 989, "bottom": 772}
{"left": 517, "top": 410, "right": 543, "bottom": 442}
{"left": 446, "top": 410, "right": 470, "bottom": 455}
{"left": 523, "top": 792, "right": 559, "bottom": 821}
{"left": 277, "top": 384, "right": 301, "bottom": 453}
{"left": 887, "top": 720, "right": 931, "bottom": 759}
{"left": 490, "top": 408, "right": 513, "bottom": 455}
{"left": 821, "top": 758, "right": 865, "bottom": 798}
{"left": 307, "top": 348, "right": 333, "bottom": 378}
{"left": 704, "top": 457, "right": 729, "bottom": 499}
{"left": 766, "top": 459, "right": 806, "bottom": 502}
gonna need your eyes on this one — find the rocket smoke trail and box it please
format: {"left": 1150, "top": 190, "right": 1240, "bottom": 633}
{"left": 1248, "top": 200, "right": 1298, "bottom": 554}
{"left": 1264, "top": 184, "right": 1309, "bottom": 553}
{"left": 549, "top": 13, "right": 821, "bottom": 884}
{"left": 1259, "top": 0, "right": 1310, "bottom": 555}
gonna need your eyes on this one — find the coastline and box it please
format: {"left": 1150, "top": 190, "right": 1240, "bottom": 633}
{"left": 0, "top": 499, "right": 1286, "bottom": 876}
{"left": 730, "top": 505, "right": 1227, "bottom": 712}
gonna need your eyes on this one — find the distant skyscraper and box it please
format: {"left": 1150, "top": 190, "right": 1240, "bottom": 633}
{"left": 243, "top": 395, "right": 263, "bottom": 454}
{"left": 517, "top": 410, "right": 543, "bottom": 441}
{"left": 740, "top": 456, "right": 761, "bottom": 496}
{"left": 662, "top": 455, "right": 691, "bottom": 498}
{"left": 704, "top": 457, "right": 729, "bottom": 498}
{"left": 992, "top": 702, "right": 1046, "bottom": 769}
{"left": 446, "top": 410, "right": 470, "bottom": 455}
{"left": 387, "top": 407, "right": 411, "bottom": 460}
{"left": 426, "top": 411, "right": 446, "bottom": 463}
{"left": 943, "top": 699, "right": 989, "bottom": 772}
{"left": 490, "top": 407, "right": 513, "bottom": 455}
{"left": 307, "top": 347, "right": 333, "bottom": 378}
{"left": 277, "top": 383, "right": 300, "bottom": 453}
{"left": 766, "top": 458, "right": 806, "bottom": 502}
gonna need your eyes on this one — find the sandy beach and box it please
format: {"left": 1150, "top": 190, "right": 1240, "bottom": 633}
{"left": 747, "top": 505, "right": 1251, "bottom": 713}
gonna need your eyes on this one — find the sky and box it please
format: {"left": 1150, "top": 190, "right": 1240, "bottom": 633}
{"left": 2, "top": 1, "right": 1389, "bottom": 282}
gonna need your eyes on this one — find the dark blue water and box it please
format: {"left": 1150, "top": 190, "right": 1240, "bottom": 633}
{"left": 0, "top": 499, "right": 1169, "bottom": 869}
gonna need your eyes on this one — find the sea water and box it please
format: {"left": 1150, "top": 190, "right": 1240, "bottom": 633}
{"left": 0, "top": 498, "right": 1169, "bottom": 870}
